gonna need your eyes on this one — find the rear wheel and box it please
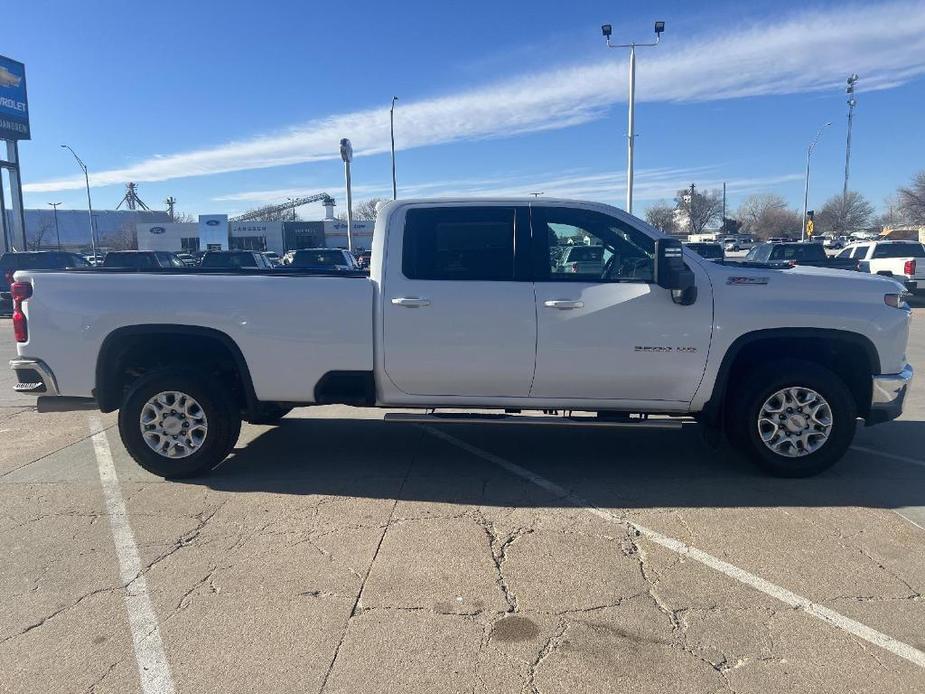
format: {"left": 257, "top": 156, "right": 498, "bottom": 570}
{"left": 726, "top": 359, "right": 856, "bottom": 477}
{"left": 119, "top": 369, "right": 241, "bottom": 478}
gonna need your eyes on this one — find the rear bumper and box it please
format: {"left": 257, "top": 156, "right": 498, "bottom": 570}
{"left": 10, "top": 358, "right": 59, "bottom": 395}
{"left": 867, "top": 364, "right": 913, "bottom": 426}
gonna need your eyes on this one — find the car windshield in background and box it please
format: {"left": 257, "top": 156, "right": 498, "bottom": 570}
{"left": 102, "top": 253, "right": 158, "bottom": 269}
{"left": 291, "top": 250, "right": 347, "bottom": 267}
{"left": 686, "top": 243, "right": 723, "bottom": 259}
{"left": 872, "top": 243, "right": 925, "bottom": 258}
{"left": 1, "top": 252, "right": 90, "bottom": 271}
{"left": 769, "top": 244, "right": 825, "bottom": 261}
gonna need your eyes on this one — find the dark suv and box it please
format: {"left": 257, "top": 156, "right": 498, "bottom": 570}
{"left": 1, "top": 251, "right": 91, "bottom": 315}
{"left": 102, "top": 251, "right": 186, "bottom": 269}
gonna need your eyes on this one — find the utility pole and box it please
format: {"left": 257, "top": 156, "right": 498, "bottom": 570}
{"left": 48, "top": 202, "right": 62, "bottom": 250}
{"left": 721, "top": 182, "right": 726, "bottom": 234}
{"left": 165, "top": 196, "right": 176, "bottom": 221}
{"left": 802, "top": 122, "right": 831, "bottom": 241}
{"left": 340, "top": 138, "right": 354, "bottom": 253}
{"left": 689, "top": 183, "right": 696, "bottom": 235}
{"left": 390, "top": 97, "right": 398, "bottom": 200}
{"left": 842, "top": 74, "right": 859, "bottom": 231}
{"left": 602, "top": 21, "right": 665, "bottom": 215}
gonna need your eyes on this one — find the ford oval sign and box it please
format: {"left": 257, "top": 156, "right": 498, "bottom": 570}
{"left": 206, "top": 219, "right": 220, "bottom": 226}
{"left": 149, "top": 226, "right": 166, "bottom": 234}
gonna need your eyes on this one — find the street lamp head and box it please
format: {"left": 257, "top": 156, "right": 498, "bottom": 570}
{"left": 654, "top": 21, "right": 665, "bottom": 35}
{"left": 339, "top": 138, "right": 353, "bottom": 163}
{"left": 601, "top": 24, "right": 612, "bottom": 39}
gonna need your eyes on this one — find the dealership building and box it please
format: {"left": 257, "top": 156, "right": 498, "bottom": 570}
{"left": 137, "top": 214, "right": 374, "bottom": 254}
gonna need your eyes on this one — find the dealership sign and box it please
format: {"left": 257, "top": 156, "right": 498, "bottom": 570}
{"left": 0, "top": 55, "right": 29, "bottom": 141}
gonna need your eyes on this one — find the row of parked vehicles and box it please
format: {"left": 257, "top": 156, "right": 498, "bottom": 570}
{"left": 0, "top": 248, "right": 367, "bottom": 315}
{"left": 682, "top": 238, "right": 925, "bottom": 291}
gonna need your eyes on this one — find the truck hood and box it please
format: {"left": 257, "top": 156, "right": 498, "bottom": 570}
{"left": 703, "top": 258, "right": 906, "bottom": 294}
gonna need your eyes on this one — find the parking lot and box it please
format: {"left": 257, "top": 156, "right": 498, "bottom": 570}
{"left": 1, "top": 315, "right": 924, "bottom": 694}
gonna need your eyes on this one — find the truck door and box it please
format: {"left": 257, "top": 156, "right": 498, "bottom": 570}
{"left": 382, "top": 205, "right": 536, "bottom": 397}
{"left": 530, "top": 205, "right": 712, "bottom": 405}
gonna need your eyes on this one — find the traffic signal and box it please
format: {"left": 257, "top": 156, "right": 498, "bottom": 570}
{"left": 806, "top": 210, "right": 815, "bottom": 237}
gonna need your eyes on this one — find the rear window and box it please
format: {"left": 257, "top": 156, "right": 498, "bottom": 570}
{"left": 103, "top": 253, "right": 157, "bottom": 268}
{"left": 1, "top": 252, "right": 89, "bottom": 270}
{"left": 402, "top": 207, "right": 516, "bottom": 281}
{"left": 769, "top": 244, "right": 825, "bottom": 261}
{"left": 564, "top": 246, "right": 604, "bottom": 262}
{"left": 200, "top": 253, "right": 259, "bottom": 268}
{"left": 291, "top": 250, "right": 347, "bottom": 267}
{"left": 872, "top": 243, "right": 925, "bottom": 259}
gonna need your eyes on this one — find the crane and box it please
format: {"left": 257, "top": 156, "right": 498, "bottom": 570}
{"left": 229, "top": 192, "right": 335, "bottom": 222}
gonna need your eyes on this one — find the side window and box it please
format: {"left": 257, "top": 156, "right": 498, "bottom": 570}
{"left": 836, "top": 247, "right": 853, "bottom": 259}
{"left": 854, "top": 244, "right": 871, "bottom": 259}
{"left": 535, "top": 207, "right": 654, "bottom": 282}
{"left": 403, "top": 207, "right": 516, "bottom": 281}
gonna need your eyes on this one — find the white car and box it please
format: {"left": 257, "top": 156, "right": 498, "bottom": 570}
{"left": 837, "top": 240, "right": 925, "bottom": 291}
{"left": 9, "top": 198, "right": 912, "bottom": 480}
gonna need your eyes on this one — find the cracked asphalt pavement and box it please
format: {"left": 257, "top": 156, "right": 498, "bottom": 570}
{"left": 1, "top": 315, "right": 924, "bottom": 693}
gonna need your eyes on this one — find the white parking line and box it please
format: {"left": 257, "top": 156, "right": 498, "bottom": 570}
{"left": 423, "top": 425, "right": 925, "bottom": 670}
{"left": 90, "top": 418, "right": 177, "bottom": 694}
{"left": 850, "top": 445, "right": 925, "bottom": 469}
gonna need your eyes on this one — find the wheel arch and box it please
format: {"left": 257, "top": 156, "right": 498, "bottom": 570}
{"left": 701, "top": 328, "right": 879, "bottom": 427}
{"left": 95, "top": 324, "right": 259, "bottom": 415}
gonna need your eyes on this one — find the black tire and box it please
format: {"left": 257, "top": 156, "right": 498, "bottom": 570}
{"left": 245, "top": 404, "right": 293, "bottom": 425}
{"left": 118, "top": 368, "right": 241, "bottom": 479}
{"left": 726, "top": 359, "right": 857, "bottom": 478}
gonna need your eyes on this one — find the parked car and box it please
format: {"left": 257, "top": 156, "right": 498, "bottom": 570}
{"left": 1, "top": 251, "right": 91, "bottom": 315}
{"left": 683, "top": 242, "right": 724, "bottom": 261}
{"left": 741, "top": 242, "right": 859, "bottom": 271}
{"left": 200, "top": 250, "right": 274, "bottom": 269}
{"left": 263, "top": 251, "right": 282, "bottom": 267}
{"left": 102, "top": 251, "right": 186, "bottom": 269}
{"left": 837, "top": 240, "right": 925, "bottom": 291}
{"left": 8, "top": 199, "right": 913, "bottom": 480}
{"left": 555, "top": 245, "right": 606, "bottom": 274}
{"left": 283, "top": 248, "right": 359, "bottom": 271}
{"left": 176, "top": 252, "right": 198, "bottom": 267}
{"left": 822, "top": 235, "right": 846, "bottom": 249}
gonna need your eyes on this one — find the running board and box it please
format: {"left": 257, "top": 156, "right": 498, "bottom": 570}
{"left": 384, "top": 412, "right": 684, "bottom": 429}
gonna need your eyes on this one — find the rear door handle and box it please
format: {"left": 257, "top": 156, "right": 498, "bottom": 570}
{"left": 543, "top": 299, "right": 584, "bottom": 310}
{"left": 391, "top": 297, "right": 431, "bottom": 308}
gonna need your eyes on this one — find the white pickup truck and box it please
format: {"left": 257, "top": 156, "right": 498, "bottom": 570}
{"left": 836, "top": 239, "right": 925, "bottom": 291}
{"left": 8, "top": 199, "right": 913, "bottom": 478}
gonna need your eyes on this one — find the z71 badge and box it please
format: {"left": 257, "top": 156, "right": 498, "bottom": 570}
{"left": 635, "top": 346, "right": 698, "bottom": 353}
{"left": 727, "top": 276, "right": 769, "bottom": 285}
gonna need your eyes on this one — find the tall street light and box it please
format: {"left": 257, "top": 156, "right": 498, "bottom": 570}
{"left": 48, "top": 202, "right": 62, "bottom": 250}
{"left": 390, "top": 97, "right": 399, "bottom": 200}
{"left": 60, "top": 144, "right": 97, "bottom": 259}
{"left": 842, "top": 74, "right": 859, "bottom": 222}
{"left": 801, "top": 122, "right": 831, "bottom": 241}
{"left": 602, "top": 20, "right": 664, "bottom": 216}
{"left": 340, "top": 138, "right": 354, "bottom": 253}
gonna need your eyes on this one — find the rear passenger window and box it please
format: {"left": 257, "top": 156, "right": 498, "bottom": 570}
{"left": 403, "top": 207, "right": 515, "bottom": 281}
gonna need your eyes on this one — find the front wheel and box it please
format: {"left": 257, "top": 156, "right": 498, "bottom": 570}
{"left": 118, "top": 369, "right": 241, "bottom": 479}
{"left": 727, "top": 359, "right": 857, "bottom": 477}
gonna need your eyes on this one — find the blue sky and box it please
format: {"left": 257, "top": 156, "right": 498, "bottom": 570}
{"left": 6, "top": 0, "right": 925, "bottom": 220}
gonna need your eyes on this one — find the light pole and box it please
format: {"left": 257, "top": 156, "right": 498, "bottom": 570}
{"left": 48, "top": 202, "right": 62, "bottom": 250}
{"left": 841, "top": 74, "right": 859, "bottom": 230}
{"left": 60, "top": 144, "right": 97, "bottom": 259}
{"left": 801, "top": 122, "right": 832, "bottom": 241}
{"left": 340, "top": 138, "right": 354, "bottom": 253}
{"left": 390, "top": 96, "right": 399, "bottom": 200}
{"left": 602, "top": 20, "right": 664, "bottom": 215}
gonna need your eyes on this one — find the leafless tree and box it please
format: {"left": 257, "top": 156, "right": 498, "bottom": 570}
{"left": 27, "top": 221, "right": 55, "bottom": 250}
{"left": 675, "top": 187, "right": 722, "bottom": 235}
{"left": 644, "top": 202, "right": 679, "bottom": 234}
{"left": 737, "top": 194, "right": 801, "bottom": 239}
{"left": 897, "top": 171, "right": 925, "bottom": 225}
{"left": 172, "top": 212, "right": 196, "bottom": 223}
{"left": 816, "top": 191, "right": 874, "bottom": 233}
{"left": 336, "top": 198, "right": 386, "bottom": 222}
{"left": 239, "top": 205, "right": 301, "bottom": 222}
{"left": 102, "top": 224, "right": 138, "bottom": 251}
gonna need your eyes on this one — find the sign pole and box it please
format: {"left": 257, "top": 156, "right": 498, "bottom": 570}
{"left": 0, "top": 170, "right": 9, "bottom": 253}
{"left": 6, "top": 141, "right": 26, "bottom": 250}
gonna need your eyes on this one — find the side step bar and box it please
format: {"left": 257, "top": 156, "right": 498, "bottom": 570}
{"left": 384, "top": 412, "right": 684, "bottom": 429}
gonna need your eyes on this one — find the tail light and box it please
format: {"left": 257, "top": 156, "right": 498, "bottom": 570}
{"left": 11, "top": 281, "right": 32, "bottom": 343}
{"left": 904, "top": 259, "right": 916, "bottom": 276}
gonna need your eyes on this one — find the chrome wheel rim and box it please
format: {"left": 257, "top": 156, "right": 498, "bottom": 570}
{"left": 140, "top": 391, "right": 208, "bottom": 459}
{"left": 757, "top": 387, "right": 832, "bottom": 458}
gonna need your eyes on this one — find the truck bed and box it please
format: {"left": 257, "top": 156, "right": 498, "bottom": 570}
{"left": 15, "top": 269, "right": 374, "bottom": 402}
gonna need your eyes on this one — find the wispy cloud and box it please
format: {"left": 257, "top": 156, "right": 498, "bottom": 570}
{"left": 215, "top": 167, "right": 804, "bottom": 212}
{"left": 24, "top": 1, "right": 925, "bottom": 194}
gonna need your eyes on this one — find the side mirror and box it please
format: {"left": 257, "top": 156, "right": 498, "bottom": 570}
{"left": 654, "top": 237, "right": 697, "bottom": 305}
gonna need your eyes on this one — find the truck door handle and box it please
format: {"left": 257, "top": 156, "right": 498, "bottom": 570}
{"left": 391, "top": 297, "right": 431, "bottom": 308}
{"left": 543, "top": 299, "right": 584, "bottom": 310}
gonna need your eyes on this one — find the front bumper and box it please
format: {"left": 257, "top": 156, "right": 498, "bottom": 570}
{"left": 867, "top": 364, "right": 913, "bottom": 425}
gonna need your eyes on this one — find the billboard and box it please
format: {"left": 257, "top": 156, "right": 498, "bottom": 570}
{"left": 0, "top": 56, "right": 29, "bottom": 140}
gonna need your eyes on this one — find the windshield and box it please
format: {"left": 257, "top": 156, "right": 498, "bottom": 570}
{"left": 102, "top": 253, "right": 157, "bottom": 268}
{"left": 291, "top": 250, "right": 347, "bottom": 267}
{"left": 687, "top": 244, "right": 723, "bottom": 259}
{"left": 201, "top": 253, "right": 259, "bottom": 268}
{"left": 768, "top": 244, "right": 824, "bottom": 261}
